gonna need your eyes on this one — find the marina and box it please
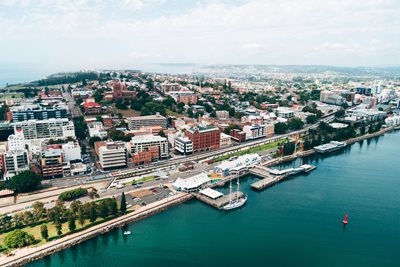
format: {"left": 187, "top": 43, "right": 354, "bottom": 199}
{"left": 193, "top": 191, "right": 244, "bottom": 209}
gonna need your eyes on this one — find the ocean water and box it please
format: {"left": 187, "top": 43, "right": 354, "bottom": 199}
{"left": 28, "top": 131, "right": 400, "bottom": 267}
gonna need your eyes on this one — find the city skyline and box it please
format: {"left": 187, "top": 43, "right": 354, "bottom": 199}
{"left": 1, "top": 0, "right": 399, "bottom": 76}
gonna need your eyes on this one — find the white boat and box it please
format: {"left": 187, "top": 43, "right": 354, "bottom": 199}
{"left": 223, "top": 176, "right": 247, "bottom": 211}
{"left": 123, "top": 230, "right": 132, "bottom": 235}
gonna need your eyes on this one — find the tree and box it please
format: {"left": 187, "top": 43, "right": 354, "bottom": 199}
{"left": 274, "top": 122, "right": 288, "bottom": 134}
{"left": 40, "top": 225, "right": 49, "bottom": 240}
{"left": 98, "top": 201, "right": 109, "bottom": 219}
{"left": 223, "top": 124, "right": 242, "bottom": 135}
{"left": 306, "top": 115, "right": 318, "bottom": 124}
{"left": 335, "top": 109, "right": 345, "bottom": 118}
{"left": 89, "top": 203, "right": 97, "bottom": 223}
{"left": 159, "top": 130, "right": 166, "bottom": 138}
{"left": 162, "top": 96, "right": 176, "bottom": 107}
{"left": 7, "top": 171, "right": 42, "bottom": 193}
{"left": 68, "top": 216, "right": 76, "bottom": 232}
{"left": 32, "top": 201, "right": 46, "bottom": 222}
{"left": 109, "top": 197, "right": 118, "bottom": 216}
{"left": 88, "top": 188, "right": 99, "bottom": 199}
{"left": 70, "top": 200, "right": 82, "bottom": 213}
{"left": 77, "top": 207, "right": 85, "bottom": 226}
{"left": 120, "top": 192, "right": 127, "bottom": 213}
{"left": 3, "top": 230, "right": 36, "bottom": 249}
{"left": 288, "top": 118, "right": 304, "bottom": 130}
{"left": 55, "top": 221, "right": 62, "bottom": 236}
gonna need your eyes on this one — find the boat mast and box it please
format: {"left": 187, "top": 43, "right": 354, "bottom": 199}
{"left": 229, "top": 178, "right": 232, "bottom": 204}
{"left": 236, "top": 175, "right": 239, "bottom": 202}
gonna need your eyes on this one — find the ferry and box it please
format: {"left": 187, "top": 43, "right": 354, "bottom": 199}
{"left": 314, "top": 141, "right": 347, "bottom": 154}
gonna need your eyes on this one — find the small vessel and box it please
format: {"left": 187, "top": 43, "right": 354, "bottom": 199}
{"left": 223, "top": 176, "right": 247, "bottom": 211}
{"left": 123, "top": 230, "right": 132, "bottom": 235}
{"left": 342, "top": 214, "right": 348, "bottom": 225}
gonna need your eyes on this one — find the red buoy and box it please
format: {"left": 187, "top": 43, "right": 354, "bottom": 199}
{"left": 343, "top": 214, "right": 348, "bottom": 225}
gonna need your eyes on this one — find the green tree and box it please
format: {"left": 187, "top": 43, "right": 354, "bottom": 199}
{"left": 89, "top": 203, "right": 97, "bottom": 223}
{"left": 55, "top": 221, "right": 62, "bottom": 236}
{"left": 120, "top": 192, "right": 127, "bottom": 213}
{"left": 109, "top": 198, "right": 118, "bottom": 216}
{"left": 68, "top": 216, "right": 76, "bottom": 232}
{"left": 159, "top": 130, "right": 166, "bottom": 138}
{"left": 335, "top": 109, "right": 345, "bottom": 118}
{"left": 3, "top": 230, "right": 36, "bottom": 249}
{"left": 77, "top": 207, "right": 85, "bottom": 226}
{"left": 40, "top": 225, "right": 49, "bottom": 240}
{"left": 306, "top": 115, "right": 318, "bottom": 124}
{"left": 7, "top": 171, "right": 42, "bottom": 193}
{"left": 32, "top": 201, "right": 46, "bottom": 222}
{"left": 98, "top": 201, "right": 109, "bottom": 219}
{"left": 223, "top": 124, "right": 242, "bottom": 135}
{"left": 288, "top": 118, "right": 304, "bottom": 130}
{"left": 274, "top": 122, "right": 288, "bottom": 134}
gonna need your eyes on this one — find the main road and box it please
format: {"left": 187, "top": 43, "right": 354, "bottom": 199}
{"left": 49, "top": 114, "right": 335, "bottom": 187}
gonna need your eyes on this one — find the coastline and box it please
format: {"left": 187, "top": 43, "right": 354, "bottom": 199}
{"left": 2, "top": 126, "right": 399, "bottom": 266}
{"left": 0, "top": 192, "right": 194, "bottom": 267}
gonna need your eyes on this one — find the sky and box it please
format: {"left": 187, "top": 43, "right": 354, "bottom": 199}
{"left": 0, "top": 0, "right": 399, "bottom": 78}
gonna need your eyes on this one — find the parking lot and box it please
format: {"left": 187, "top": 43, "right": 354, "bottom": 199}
{"left": 115, "top": 186, "right": 173, "bottom": 208}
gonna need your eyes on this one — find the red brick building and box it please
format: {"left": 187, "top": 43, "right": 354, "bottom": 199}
{"left": 230, "top": 129, "right": 246, "bottom": 143}
{"left": 185, "top": 125, "right": 220, "bottom": 152}
{"left": 112, "top": 81, "right": 136, "bottom": 100}
{"left": 132, "top": 146, "right": 160, "bottom": 166}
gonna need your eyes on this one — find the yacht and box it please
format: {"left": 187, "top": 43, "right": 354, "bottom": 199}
{"left": 223, "top": 176, "right": 247, "bottom": 211}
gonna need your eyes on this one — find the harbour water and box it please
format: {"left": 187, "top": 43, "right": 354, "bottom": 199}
{"left": 28, "top": 131, "right": 400, "bottom": 267}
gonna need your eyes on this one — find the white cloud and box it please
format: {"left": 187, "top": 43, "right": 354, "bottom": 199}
{"left": 0, "top": 0, "right": 399, "bottom": 69}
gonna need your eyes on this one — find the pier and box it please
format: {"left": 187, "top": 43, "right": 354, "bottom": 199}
{"left": 193, "top": 191, "right": 244, "bottom": 209}
{"left": 250, "top": 164, "right": 317, "bottom": 191}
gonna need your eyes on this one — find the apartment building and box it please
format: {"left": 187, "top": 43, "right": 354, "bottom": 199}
{"left": 95, "top": 141, "right": 128, "bottom": 170}
{"left": 12, "top": 118, "right": 75, "bottom": 141}
{"left": 127, "top": 113, "right": 167, "bottom": 130}
{"left": 4, "top": 150, "right": 30, "bottom": 180}
{"left": 10, "top": 104, "right": 68, "bottom": 122}
{"left": 175, "top": 136, "right": 194, "bottom": 155}
{"left": 41, "top": 149, "right": 64, "bottom": 178}
{"left": 127, "top": 135, "right": 169, "bottom": 166}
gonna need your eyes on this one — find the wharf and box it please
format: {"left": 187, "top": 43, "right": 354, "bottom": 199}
{"left": 193, "top": 191, "right": 244, "bottom": 209}
{"left": 250, "top": 164, "right": 317, "bottom": 191}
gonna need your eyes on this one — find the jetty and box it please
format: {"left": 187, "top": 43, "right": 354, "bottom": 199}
{"left": 250, "top": 164, "right": 317, "bottom": 191}
{"left": 193, "top": 191, "right": 244, "bottom": 209}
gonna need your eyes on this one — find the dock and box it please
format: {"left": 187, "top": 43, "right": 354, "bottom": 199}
{"left": 193, "top": 191, "right": 244, "bottom": 209}
{"left": 250, "top": 164, "right": 317, "bottom": 191}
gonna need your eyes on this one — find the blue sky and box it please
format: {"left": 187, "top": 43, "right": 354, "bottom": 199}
{"left": 0, "top": 0, "right": 399, "bottom": 75}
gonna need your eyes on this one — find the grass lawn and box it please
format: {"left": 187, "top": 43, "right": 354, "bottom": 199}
{"left": 214, "top": 140, "right": 281, "bottom": 162}
{"left": 0, "top": 93, "right": 24, "bottom": 100}
{"left": 125, "top": 175, "right": 156, "bottom": 185}
{"left": 166, "top": 109, "right": 184, "bottom": 117}
{"left": 112, "top": 104, "right": 141, "bottom": 118}
{"left": 0, "top": 218, "right": 103, "bottom": 247}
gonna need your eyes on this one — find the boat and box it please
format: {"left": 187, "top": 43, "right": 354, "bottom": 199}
{"left": 223, "top": 176, "right": 247, "bottom": 211}
{"left": 123, "top": 230, "right": 132, "bottom": 235}
{"left": 342, "top": 214, "right": 348, "bottom": 225}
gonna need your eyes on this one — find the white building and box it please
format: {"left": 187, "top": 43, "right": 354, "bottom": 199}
{"left": 61, "top": 141, "right": 82, "bottom": 162}
{"left": 214, "top": 153, "right": 261, "bottom": 177}
{"left": 12, "top": 118, "right": 75, "bottom": 141}
{"left": 173, "top": 173, "right": 210, "bottom": 192}
{"left": 220, "top": 133, "right": 232, "bottom": 148}
{"left": 175, "top": 136, "right": 193, "bottom": 154}
{"left": 385, "top": 116, "right": 400, "bottom": 127}
{"left": 88, "top": 122, "right": 108, "bottom": 139}
{"left": 126, "top": 134, "right": 169, "bottom": 159}
{"left": 274, "top": 107, "right": 294, "bottom": 119}
{"left": 216, "top": 110, "right": 229, "bottom": 120}
{"left": 243, "top": 125, "right": 266, "bottom": 140}
{"left": 7, "top": 129, "right": 25, "bottom": 151}
{"left": 97, "top": 141, "right": 128, "bottom": 170}
{"left": 4, "top": 150, "right": 30, "bottom": 180}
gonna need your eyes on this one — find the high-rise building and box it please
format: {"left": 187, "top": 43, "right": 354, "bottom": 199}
{"left": 7, "top": 128, "right": 25, "bottom": 151}
{"left": 12, "top": 118, "right": 75, "bottom": 141}
{"left": 175, "top": 136, "right": 193, "bottom": 155}
{"left": 41, "top": 149, "right": 64, "bottom": 178}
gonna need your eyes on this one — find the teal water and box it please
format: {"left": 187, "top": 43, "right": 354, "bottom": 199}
{"left": 29, "top": 131, "right": 400, "bottom": 267}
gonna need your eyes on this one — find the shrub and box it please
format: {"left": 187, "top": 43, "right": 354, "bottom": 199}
{"left": 58, "top": 188, "right": 88, "bottom": 201}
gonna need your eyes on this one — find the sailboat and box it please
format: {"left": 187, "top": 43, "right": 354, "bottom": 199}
{"left": 342, "top": 214, "right": 348, "bottom": 225}
{"left": 223, "top": 176, "right": 247, "bottom": 211}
